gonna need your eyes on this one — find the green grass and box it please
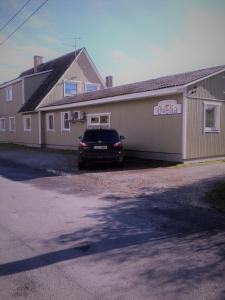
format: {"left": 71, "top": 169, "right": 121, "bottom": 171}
{"left": 206, "top": 182, "right": 225, "bottom": 212}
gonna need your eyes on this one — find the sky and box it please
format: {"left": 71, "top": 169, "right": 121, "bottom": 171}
{"left": 0, "top": 0, "right": 225, "bottom": 85}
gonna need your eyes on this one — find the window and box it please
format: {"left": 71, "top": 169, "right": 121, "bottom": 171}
{"left": 46, "top": 113, "right": 54, "bottom": 131}
{"left": 85, "top": 83, "right": 98, "bottom": 92}
{"left": 64, "top": 80, "right": 79, "bottom": 96}
{"left": 5, "top": 86, "right": 13, "bottom": 101}
{"left": 24, "top": 115, "right": 31, "bottom": 132}
{"left": 204, "top": 101, "right": 221, "bottom": 133}
{"left": 9, "top": 117, "right": 16, "bottom": 132}
{"left": 0, "top": 118, "right": 6, "bottom": 131}
{"left": 87, "top": 113, "right": 110, "bottom": 127}
{"left": 61, "top": 112, "right": 70, "bottom": 131}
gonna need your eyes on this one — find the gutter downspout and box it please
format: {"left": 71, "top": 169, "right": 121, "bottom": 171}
{"left": 38, "top": 111, "right": 42, "bottom": 147}
{"left": 182, "top": 87, "right": 188, "bottom": 161}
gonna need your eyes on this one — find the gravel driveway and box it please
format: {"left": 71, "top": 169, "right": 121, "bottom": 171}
{"left": 1, "top": 145, "right": 225, "bottom": 299}
{"left": 1, "top": 144, "right": 225, "bottom": 208}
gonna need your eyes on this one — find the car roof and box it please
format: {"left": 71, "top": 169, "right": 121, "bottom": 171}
{"left": 84, "top": 128, "right": 117, "bottom": 131}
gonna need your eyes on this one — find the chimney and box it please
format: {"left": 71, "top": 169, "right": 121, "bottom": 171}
{"left": 105, "top": 75, "right": 113, "bottom": 88}
{"left": 34, "top": 55, "right": 43, "bottom": 72}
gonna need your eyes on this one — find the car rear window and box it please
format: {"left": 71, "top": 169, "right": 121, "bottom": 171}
{"left": 83, "top": 130, "right": 119, "bottom": 143}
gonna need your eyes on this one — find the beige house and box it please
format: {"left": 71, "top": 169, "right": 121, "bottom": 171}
{"left": 1, "top": 48, "right": 225, "bottom": 162}
{"left": 0, "top": 48, "right": 106, "bottom": 147}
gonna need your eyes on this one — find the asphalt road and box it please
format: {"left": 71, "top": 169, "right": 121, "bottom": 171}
{"left": 0, "top": 159, "right": 225, "bottom": 300}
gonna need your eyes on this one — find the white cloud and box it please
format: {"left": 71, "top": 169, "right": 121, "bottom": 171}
{"left": 111, "top": 8, "right": 225, "bottom": 85}
{"left": 0, "top": 33, "right": 61, "bottom": 83}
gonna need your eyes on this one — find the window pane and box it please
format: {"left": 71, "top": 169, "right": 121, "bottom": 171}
{"left": 90, "top": 116, "right": 99, "bottom": 124}
{"left": 0, "top": 119, "right": 5, "bottom": 130}
{"left": 83, "top": 129, "right": 119, "bottom": 143}
{"left": 10, "top": 118, "right": 15, "bottom": 131}
{"left": 26, "top": 117, "right": 31, "bottom": 130}
{"left": 49, "top": 115, "right": 53, "bottom": 130}
{"left": 65, "top": 82, "right": 77, "bottom": 95}
{"left": 64, "top": 113, "right": 70, "bottom": 129}
{"left": 85, "top": 83, "right": 97, "bottom": 92}
{"left": 5, "top": 86, "right": 12, "bottom": 101}
{"left": 100, "top": 115, "right": 109, "bottom": 124}
{"left": 206, "top": 107, "right": 215, "bottom": 128}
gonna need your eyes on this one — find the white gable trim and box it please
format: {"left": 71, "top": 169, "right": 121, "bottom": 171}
{"left": 0, "top": 78, "right": 22, "bottom": 88}
{"left": 81, "top": 48, "right": 106, "bottom": 87}
{"left": 35, "top": 49, "right": 85, "bottom": 111}
{"left": 23, "top": 69, "right": 52, "bottom": 79}
{"left": 39, "top": 86, "right": 183, "bottom": 111}
{"left": 183, "top": 68, "right": 225, "bottom": 88}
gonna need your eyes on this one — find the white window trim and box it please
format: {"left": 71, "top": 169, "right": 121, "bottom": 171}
{"left": 84, "top": 82, "right": 100, "bottom": 92}
{"left": 46, "top": 113, "right": 55, "bottom": 132}
{"left": 5, "top": 86, "right": 13, "bottom": 101}
{"left": 203, "top": 101, "right": 221, "bottom": 133}
{"left": 9, "top": 116, "right": 16, "bottom": 132}
{"left": 61, "top": 111, "right": 70, "bottom": 132}
{"left": 24, "top": 115, "right": 31, "bottom": 132}
{"left": 63, "top": 79, "right": 81, "bottom": 97}
{"left": 87, "top": 112, "right": 111, "bottom": 128}
{"left": 0, "top": 117, "right": 6, "bottom": 131}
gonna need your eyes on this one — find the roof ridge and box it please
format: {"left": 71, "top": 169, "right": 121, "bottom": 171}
{"left": 18, "top": 47, "right": 84, "bottom": 78}
{"left": 111, "top": 64, "right": 225, "bottom": 89}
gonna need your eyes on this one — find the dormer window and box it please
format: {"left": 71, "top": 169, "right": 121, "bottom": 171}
{"left": 5, "top": 86, "right": 13, "bottom": 101}
{"left": 64, "top": 80, "right": 79, "bottom": 96}
{"left": 85, "top": 83, "right": 99, "bottom": 92}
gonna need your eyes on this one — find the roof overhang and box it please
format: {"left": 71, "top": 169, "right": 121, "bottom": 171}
{"left": 38, "top": 86, "right": 184, "bottom": 112}
{"left": 183, "top": 67, "right": 225, "bottom": 87}
{"left": 0, "top": 77, "right": 22, "bottom": 88}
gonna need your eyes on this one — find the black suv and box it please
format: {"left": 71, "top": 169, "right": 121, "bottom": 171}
{"left": 78, "top": 128, "right": 125, "bottom": 169}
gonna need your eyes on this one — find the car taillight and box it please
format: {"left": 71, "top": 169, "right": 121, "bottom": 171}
{"left": 113, "top": 141, "right": 123, "bottom": 150}
{"left": 79, "top": 141, "right": 87, "bottom": 149}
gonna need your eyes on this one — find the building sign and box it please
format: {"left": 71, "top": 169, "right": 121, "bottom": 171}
{"left": 153, "top": 100, "right": 182, "bottom": 116}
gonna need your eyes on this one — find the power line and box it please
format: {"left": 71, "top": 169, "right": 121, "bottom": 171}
{"left": 0, "top": 0, "right": 49, "bottom": 46}
{"left": 0, "top": 0, "right": 33, "bottom": 33}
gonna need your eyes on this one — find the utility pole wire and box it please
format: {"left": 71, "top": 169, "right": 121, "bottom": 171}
{"left": 0, "top": 0, "right": 33, "bottom": 33}
{"left": 0, "top": 0, "right": 49, "bottom": 46}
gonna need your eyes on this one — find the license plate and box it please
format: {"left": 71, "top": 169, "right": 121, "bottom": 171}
{"left": 94, "top": 145, "right": 107, "bottom": 150}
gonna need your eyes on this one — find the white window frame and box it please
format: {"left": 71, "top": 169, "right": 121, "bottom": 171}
{"left": 0, "top": 118, "right": 6, "bottom": 131}
{"left": 9, "top": 116, "right": 16, "bottom": 132}
{"left": 63, "top": 80, "right": 80, "bottom": 97}
{"left": 46, "top": 113, "right": 54, "bottom": 132}
{"left": 61, "top": 111, "right": 70, "bottom": 132}
{"left": 203, "top": 101, "right": 221, "bottom": 133}
{"left": 87, "top": 113, "right": 111, "bottom": 128}
{"left": 23, "top": 115, "right": 31, "bottom": 132}
{"left": 84, "top": 82, "right": 100, "bottom": 93}
{"left": 5, "top": 86, "right": 13, "bottom": 101}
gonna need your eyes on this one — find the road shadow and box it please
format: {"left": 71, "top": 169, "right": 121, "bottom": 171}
{"left": 1, "top": 177, "right": 225, "bottom": 282}
{"left": 76, "top": 156, "right": 177, "bottom": 174}
{"left": 0, "top": 159, "right": 56, "bottom": 181}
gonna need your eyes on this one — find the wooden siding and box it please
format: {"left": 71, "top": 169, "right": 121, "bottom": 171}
{"left": 40, "top": 52, "right": 104, "bottom": 107}
{"left": 186, "top": 72, "right": 225, "bottom": 159}
{"left": 0, "top": 81, "right": 23, "bottom": 115}
{"left": 76, "top": 51, "right": 104, "bottom": 88}
{"left": 0, "top": 113, "right": 39, "bottom": 146}
{"left": 186, "top": 98, "right": 225, "bottom": 159}
{"left": 44, "top": 94, "right": 183, "bottom": 161}
{"left": 187, "top": 72, "right": 225, "bottom": 101}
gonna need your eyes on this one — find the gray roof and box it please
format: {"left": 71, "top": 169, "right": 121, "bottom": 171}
{"left": 42, "top": 64, "right": 225, "bottom": 108}
{"left": 19, "top": 49, "right": 83, "bottom": 112}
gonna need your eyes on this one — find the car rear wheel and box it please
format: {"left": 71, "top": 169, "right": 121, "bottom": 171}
{"left": 117, "top": 160, "right": 124, "bottom": 168}
{"left": 78, "top": 161, "right": 85, "bottom": 170}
